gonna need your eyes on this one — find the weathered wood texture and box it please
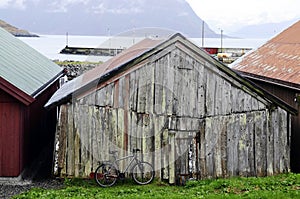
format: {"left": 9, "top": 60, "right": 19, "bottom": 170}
{"left": 54, "top": 46, "right": 291, "bottom": 183}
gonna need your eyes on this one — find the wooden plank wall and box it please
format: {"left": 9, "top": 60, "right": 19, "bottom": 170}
{"left": 54, "top": 46, "right": 291, "bottom": 183}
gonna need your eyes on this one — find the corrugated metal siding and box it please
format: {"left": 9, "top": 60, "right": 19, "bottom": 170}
{"left": 0, "top": 27, "right": 63, "bottom": 96}
{"left": 233, "top": 20, "right": 300, "bottom": 84}
{"left": 0, "top": 99, "right": 23, "bottom": 176}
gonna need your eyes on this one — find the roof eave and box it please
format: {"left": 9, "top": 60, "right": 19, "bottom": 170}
{"left": 235, "top": 70, "right": 300, "bottom": 92}
{"left": 0, "top": 76, "right": 35, "bottom": 106}
{"left": 32, "top": 69, "right": 65, "bottom": 98}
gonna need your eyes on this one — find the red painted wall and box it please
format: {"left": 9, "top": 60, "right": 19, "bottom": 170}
{"left": 0, "top": 80, "right": 59, "bottom": 177}
{"left": 0, "top": 90, "right": 24, "bottom": 176}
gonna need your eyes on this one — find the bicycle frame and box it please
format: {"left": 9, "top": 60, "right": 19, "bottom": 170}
{"left": 112, "top": 153, "right": 140, "bottom": 173}
{"left": 94, "top": 148, "right": 155, "bottom": 187}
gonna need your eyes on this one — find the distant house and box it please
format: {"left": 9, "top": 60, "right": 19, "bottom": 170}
{"left": 0, "top": 27, "right": 64, "bottom": 177}
{"left": 46, "top": 33, "right": 296, "bottom": 184}
{"left": 232, "top": 20, "right": 300, "bottom": 172}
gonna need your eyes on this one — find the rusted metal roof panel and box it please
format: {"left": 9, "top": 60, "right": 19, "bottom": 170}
{"left": 233, "top": 20, "right": 300, "bottom": 84}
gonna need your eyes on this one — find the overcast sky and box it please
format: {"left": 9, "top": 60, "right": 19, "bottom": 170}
{"left": 186, "top": 0, "right": 300, "bottom": 33}
{"left": 1, "top": 0, "right": 299, "bottom": 35}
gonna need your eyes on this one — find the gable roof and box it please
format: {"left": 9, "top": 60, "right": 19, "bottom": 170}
{"left": 232, "top": 20, "right": 300, "bottom": 87}
{"left": 45, "top": 33, "right": 297, "bottom": 114}
{"left": 0, "top": 27, "right": 63, "bottom": 101}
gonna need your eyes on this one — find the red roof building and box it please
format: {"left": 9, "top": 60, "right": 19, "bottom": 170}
{"left": 232, "top": 20, "right": 300, "bottom": 172}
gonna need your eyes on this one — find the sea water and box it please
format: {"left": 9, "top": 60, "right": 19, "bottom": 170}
{"left": 19, "top": 34, "right": 268, "bottom": 62}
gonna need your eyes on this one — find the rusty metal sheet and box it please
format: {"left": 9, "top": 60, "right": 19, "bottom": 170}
{"left": 233, "top": 20, "right": 300, "bottom": 84}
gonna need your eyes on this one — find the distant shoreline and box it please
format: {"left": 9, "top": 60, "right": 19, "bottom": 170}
{"left": 0, "top": 19, "right": 39, "bottom": 37}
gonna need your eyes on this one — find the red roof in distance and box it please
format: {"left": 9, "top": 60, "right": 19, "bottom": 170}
{"left": 233, "top": 20, "right": 300, "bottom": 85}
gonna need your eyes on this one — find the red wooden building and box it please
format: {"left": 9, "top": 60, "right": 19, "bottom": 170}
{"left": 0, "top": 27, "right": 63, "bottom": 177}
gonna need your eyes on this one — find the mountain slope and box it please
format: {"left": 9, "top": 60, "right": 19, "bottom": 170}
{"left": 230, "top": 18, "right": 300, "bottom": 38}
{"left": 0, "top": 0, "right": 218, "bottom": 37}
{"left": 0, "top": 19, "right": 38, "bottom": 37}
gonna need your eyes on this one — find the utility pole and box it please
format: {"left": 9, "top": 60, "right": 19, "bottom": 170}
{"left": 220, "top": 29, "right": 223, "bottom": 53}
{"left": 66, "top": 32, "right": 69, "bottom": 47}
{"left": 202, "top": 21, "right": 204, "bottom": 47}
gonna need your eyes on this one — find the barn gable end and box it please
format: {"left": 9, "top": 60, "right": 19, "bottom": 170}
{"left": 49, "top": 33, "right": 294, "bottom": 183}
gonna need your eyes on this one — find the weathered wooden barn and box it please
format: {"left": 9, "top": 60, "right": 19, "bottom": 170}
{"left": 46, "top": 33, "right": 296, "bottom": 184}
{"left": 232, "top": 20, "right": 300, "bottom": 172}
{"left": 0, "top": 27, "right": 64, "bottom": 177}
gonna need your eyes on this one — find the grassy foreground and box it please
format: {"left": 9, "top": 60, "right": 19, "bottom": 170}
{"left": 14, "top": 173, "right": 300, "bottom": 199}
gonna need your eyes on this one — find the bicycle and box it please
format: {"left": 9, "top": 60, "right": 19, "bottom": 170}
{"left": 94, "top": 148, "right": 155, "bottom": 187}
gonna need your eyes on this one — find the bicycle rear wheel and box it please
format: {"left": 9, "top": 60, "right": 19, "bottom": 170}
{"left": 132, "top": 161, "right": 155, "bottom": 185}
{"left": 94, "top": 163, "right": 118, "bottom": 187}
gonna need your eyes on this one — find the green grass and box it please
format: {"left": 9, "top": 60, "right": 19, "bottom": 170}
{"left": 13, "top": 173, "right": 300, "bottom": 199}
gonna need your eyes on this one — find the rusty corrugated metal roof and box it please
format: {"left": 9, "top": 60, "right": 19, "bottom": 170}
{"left": 233, "top": 20, "right": 300, "bottom": 84}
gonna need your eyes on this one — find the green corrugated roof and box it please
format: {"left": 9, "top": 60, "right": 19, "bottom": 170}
{"left": 0, "top": 27, "right": 63, "bottom": 96}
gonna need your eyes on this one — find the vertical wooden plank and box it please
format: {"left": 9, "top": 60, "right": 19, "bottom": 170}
{"left": 118, "top": 77, "right": 125, "bottom": 109}
{"left": 226, "top": 114, "right": 234, "bottom": 176}
{"left": 57, "top": 104, "right": 68, "bottom": 176}
{"left": 95, "top": 86, "right": 105, "bottom": 107}
{"left": 66, "top": 103, "right": 74, "bottom": 176}
{"left": 195, "top": 61, "right": 205, "bottom": 117}
{"left": 113, "top": 80, "right": 119, "bottom": 108}
{"left": 107, "top": 83, "right": 114, "bottom": 107}
{"left": 204, "top": 117, "right": 214, "bottom": 177}
{"left": 199, "top": 119, "right": 207, "bottom": 179}
{"left": 267, "top": 110, "right": 274, "bottom": 176}
{"left": 154, "top": 56, "right": 165, "bottom": 115}
{"left": 227, "top": 114, "right": 240, "bottom": 176}
{"left": 145, "top": 63, "right": 155, "bottom": 114}
{"left": 230, "top": 86, "right": 238, "bottom": 113}
{"left": 74, "top": 121, "right": 80, "bottom": 177}
{"left": 213, "top": 117, "right": 222, "bottom": 177}
{"left": 129, "top": 71, "right": 137, "bottom": 112}
{"left": 220, "top": 116, "right": 228, "bottom": 177}
{"left": 214, "top": 76, "right": 222, "bottom": 115}
{"left": 205, "top": 70, "right": 215, "bottom": 116}
{"left": 165, "top": 54, "right": 175, "bottom": 116}
{"left": 222, "top": 80, "right": 232, "bottom": 115}
{"left": 282, "top": 109, "right": 290, "bottom": 172}
{"left": 153, "top": 115, "right": 162, "bottom": 178}
{"left": 93, "top": 107, "right": 101, "bottom": 169}
{"left": 244, "top": 92, "right": 252, "bottom": 112}
{"left": 251, "top": 98, "right": 259, "bottom": 111}
{"left": 254, "top": 111, "right": 267, "bottom": 176}
{"left": 169, "top": 131, "right": 176, "bottom": 184}
{"left": 246, "top": 113, "right": 255, "bottom": 176}
{"left": 238, "top": 113, "right": 249, "bottom": 176}
{"left": 137, "top": 67, "right": 146, "bottom": 113}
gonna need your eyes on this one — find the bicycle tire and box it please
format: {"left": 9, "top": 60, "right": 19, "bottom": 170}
{"left": 132, "top": 161, "right": 155, "bottom": 185}
{"left": 94, "top": 163, "right": 118, "bottom": 187}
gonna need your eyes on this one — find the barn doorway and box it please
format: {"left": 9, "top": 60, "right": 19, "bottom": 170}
{"left": 174, "top": 131, "right": 200, "bottom": 185}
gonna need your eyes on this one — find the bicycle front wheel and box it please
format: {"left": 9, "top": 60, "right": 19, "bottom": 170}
{"left": 94, "top": 163, "right": 118, "bottom": 187}
{"left": 132, "top": 161, "right": 155, "bottom": 185}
